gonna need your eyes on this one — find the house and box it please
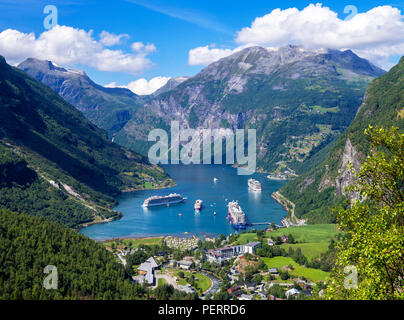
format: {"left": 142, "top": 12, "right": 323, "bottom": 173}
{"left": 178, "top": 260, "right": 193, "bottom": 270}
{"left": 227, "top": 285, "right": 240, "bottom": 294}
{"left": 136, "top": 257, "right": 158, "bottom": 285}
{"left": 243, "top": 241, "right": 262, "bottom": 254}
{"left": 243, "top": 282, "right": 256, "bottom": 291}
{"left": 281, "top": 235, "right": 288, "bottom": 243}
{"left": 267, "top": 238, "right": 275, "bottom": 246}
{"left": 285, "top": 288, "right": 300, "bottom": 298}
{"left": 269, "top": 268, "right": 279, "bottom": 275}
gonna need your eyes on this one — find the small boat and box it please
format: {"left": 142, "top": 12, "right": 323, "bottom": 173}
{"left": 194, "top": 199, "right": 203, "bottom": 211}
{"left": 178, "top": 213, "right": 182, "bottom": 216}
{"left": 213, "top": 212, "right": 216, "bottom": 215}
{"left": 213, "top": 177, "right": 218, "bottom": 183}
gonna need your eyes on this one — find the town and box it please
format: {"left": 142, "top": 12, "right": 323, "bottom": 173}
{"left": 103, "top": 224, "right": 337, "bottom": 300}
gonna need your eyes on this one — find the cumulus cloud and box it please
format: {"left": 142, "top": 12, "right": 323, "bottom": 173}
{"left": 0, "top": 25, "right": 155, "bottom": 74}
{"left": 235, "top": 3, "right": 404, "bottom": 69}
{"left": 99, "top": 30, "right": 129, "bottom": 46}
{"left": 188, "top": 43, "right": 260, "bottom": 66}
{"left": 105, "top": 76, "right": 171, "bottom": 95}
{"left": 131, "top": 42, "right": 156, "bottom": 53}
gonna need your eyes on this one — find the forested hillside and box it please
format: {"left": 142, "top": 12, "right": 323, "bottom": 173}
{"left": 0, "top": 209, "right": 146, "bottom": 299}
{"left": 280, "top": 56, "right": 404, "bottom": 223}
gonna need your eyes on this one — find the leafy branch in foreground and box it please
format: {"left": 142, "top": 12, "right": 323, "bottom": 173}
{"left": 326, "top": 126, "right": 404, "bottom": 300}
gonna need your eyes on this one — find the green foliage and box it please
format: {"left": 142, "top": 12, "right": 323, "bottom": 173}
{"left": 326, "top": 126, "right": 404, "bottom": 300}
{"left": 0, "top": 209, "right": 146, "bottom": 299}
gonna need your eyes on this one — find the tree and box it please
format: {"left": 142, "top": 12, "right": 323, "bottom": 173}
{"left": 326, "top": 126, "right": 404, "bottom": 300}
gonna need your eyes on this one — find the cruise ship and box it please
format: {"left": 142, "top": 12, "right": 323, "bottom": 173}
{"left": 227, "top": 200, "right": 246, "bottom": 229}
{"left": 142, "top": 193, "right": 184, "bottom": 207}
{"left": 194, "top": 199, "right": 203, "bottom": 211}
{"left": 248, "top": 178, "right": 262, "bottom": 191}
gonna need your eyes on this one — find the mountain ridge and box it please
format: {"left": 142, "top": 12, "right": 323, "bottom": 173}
{"left": 0, "top": 55, "right": 173, "bottom": 228}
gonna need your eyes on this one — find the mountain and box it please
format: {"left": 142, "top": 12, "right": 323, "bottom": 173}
{"left": 279, "top": 56, "right": 404, "bottom": 223}
{"left": 0, "top": 56, "right": 173, "bottom": 228}
{"left": 17, "top": 58, "right": 145, "bottom": 135}
{"left": 153, "top": 76, "right": 189, "bottom": 96}
{"left": 113, "top": 45, "right": 385, "bottom": 174}
{"left": 20, "top": 46, "right": 385, "bottom": 175}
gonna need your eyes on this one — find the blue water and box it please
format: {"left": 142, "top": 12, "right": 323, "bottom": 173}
{"left": 79, "top": 164, "right": 287, "bottom": 240}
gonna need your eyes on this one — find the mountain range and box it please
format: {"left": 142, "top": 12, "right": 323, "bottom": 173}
{"left": 19, "top": 45, "right": 385, "bottom": 175}
{"left": 0, "top": 55, "right": 173, "bottom": 228}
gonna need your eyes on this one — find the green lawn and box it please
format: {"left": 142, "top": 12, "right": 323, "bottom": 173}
{"left": 236, "top": 233, "right": 258, "bottom": 244}
{"left": 266, "top": 224, "right": 339, "bottom": 243}
{"left": 194, "top": 272, "right": 212, "bottom": 292}
{"left": 280, "top": 242, "right": 330, "bottom": 261}
{"left": 310, "top": 105, "right": 340, "bottom": 113}
{"left": 260, "top": 256, "right": 329, "bottom": 282}
{"left": 172, "top": 270, "right": 212, "bottom": 292}
{"left": 261, "top": 256, "right": 297, "bottom": 269}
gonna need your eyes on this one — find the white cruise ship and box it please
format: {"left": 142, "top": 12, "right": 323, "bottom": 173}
{"left": 142, "top": 193, "right": 184, "bottom": 207}
{"left": 248, "top": 178, "right": 262, "bottom": 191}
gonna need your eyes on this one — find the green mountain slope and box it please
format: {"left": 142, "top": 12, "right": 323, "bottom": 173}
{"left": 0, "top": 209, "right": 144, "bottom": 299}
{"left": 279, "top": 56, "right": 404, "bottom": 223}
{"left": 0, "top": 56, "right": 173, "bottom": 228}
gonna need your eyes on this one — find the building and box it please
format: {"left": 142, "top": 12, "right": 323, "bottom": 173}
{"left": 206, "top": 243, "right": 262, "bottom": 264}
{"left": 243, "top": 241, "right": 262, "bottom": 254}
{"left": 286, "top": 288, "right": 300, "bottom": 298}
{"left": 239, "top": 294, "right": 254, "bottom": 300}
{"left": 135, "top": 257, "right": 158, "bottom": 285}
{"left": 267, "top": 238, "right": 275, "bottom": 246}
{"left": 178, "top": 260, "right": 193, "bottom": 270}
{"left": 269, "top": 268, "right": 278, "bottom": 275}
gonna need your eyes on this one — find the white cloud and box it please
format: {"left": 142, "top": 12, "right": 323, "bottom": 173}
{"left": 188, "top": 44, "right": 258, "bottom": 66}
{"left": 189, "top": 45, "right": 241, "bottom": 66}
{"left": 131, "top": 42, "right": 156, "bottom": 53}
{"left": 105, "top": 76, "right": 171, "bottom": 95}
{"left": 0, "top": 25, "right": 155, "bottom": 74}
{"left": 235, "top": 4, "right": 404, "bottom": 68}
{"left": 99, "top": 30, "right": 129, "bottom": 46}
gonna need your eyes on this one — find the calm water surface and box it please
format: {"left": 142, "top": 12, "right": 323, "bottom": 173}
{"left": 79, "top": 164, "right": 287, "bottom": 240}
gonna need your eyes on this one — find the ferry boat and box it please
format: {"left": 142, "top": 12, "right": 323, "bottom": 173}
{"left": 227, "top": 200, "right": 246, "bottom": 229}
{"left": 194, "top": 199, "right": 203, "bottom": 211}
{"left": 248, "top": 178, "right": 262, "bottom": 191}
{"left": 142, "top": 193, "right": 184, "bottom": 207}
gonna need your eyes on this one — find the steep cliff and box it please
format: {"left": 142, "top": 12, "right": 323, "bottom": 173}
{"left": 280, "top": 56, "right": 404, "bottom": 223}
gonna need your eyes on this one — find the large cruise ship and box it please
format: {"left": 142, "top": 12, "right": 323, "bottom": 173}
{"left": 142, "top": 193, "right": 184, "bottom": 207}
{"left": 248, "top": 178, "right": 262, "bottom": 191}
{"left": 227, "top": 201, "right": 246, "bottom": 229}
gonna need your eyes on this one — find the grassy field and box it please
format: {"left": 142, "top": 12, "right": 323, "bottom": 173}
{"left": 103, "top": 236, "right": 164, "bottom": 248}
{"left": 171, "top": 269, "right": 212, "bottom": 292}
{"left": 194, "top": 272, "right": 212, "bottom": 292}
{"left": 260, "top": 257, "right": 329, "bottom": 282}
{"left": 236, "top": 233, "right": 258, "bottom": 245}
{"left": 280, "top": 242, "right": 330, "bottom": 261}
{"left": 266, "top": 224, "right": 339, "bottom": 243}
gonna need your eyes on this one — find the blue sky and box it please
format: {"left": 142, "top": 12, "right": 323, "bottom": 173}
{"left": 0, "top": 0, "right": 403, "bottom": 93}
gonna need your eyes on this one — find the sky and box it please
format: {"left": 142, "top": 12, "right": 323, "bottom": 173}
{"left": 0, "top": 0, "right": 403, "bottom": 94}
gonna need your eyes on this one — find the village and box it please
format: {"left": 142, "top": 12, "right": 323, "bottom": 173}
{"left": 103, "top": 224, "right": 335, "bottom": 300}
